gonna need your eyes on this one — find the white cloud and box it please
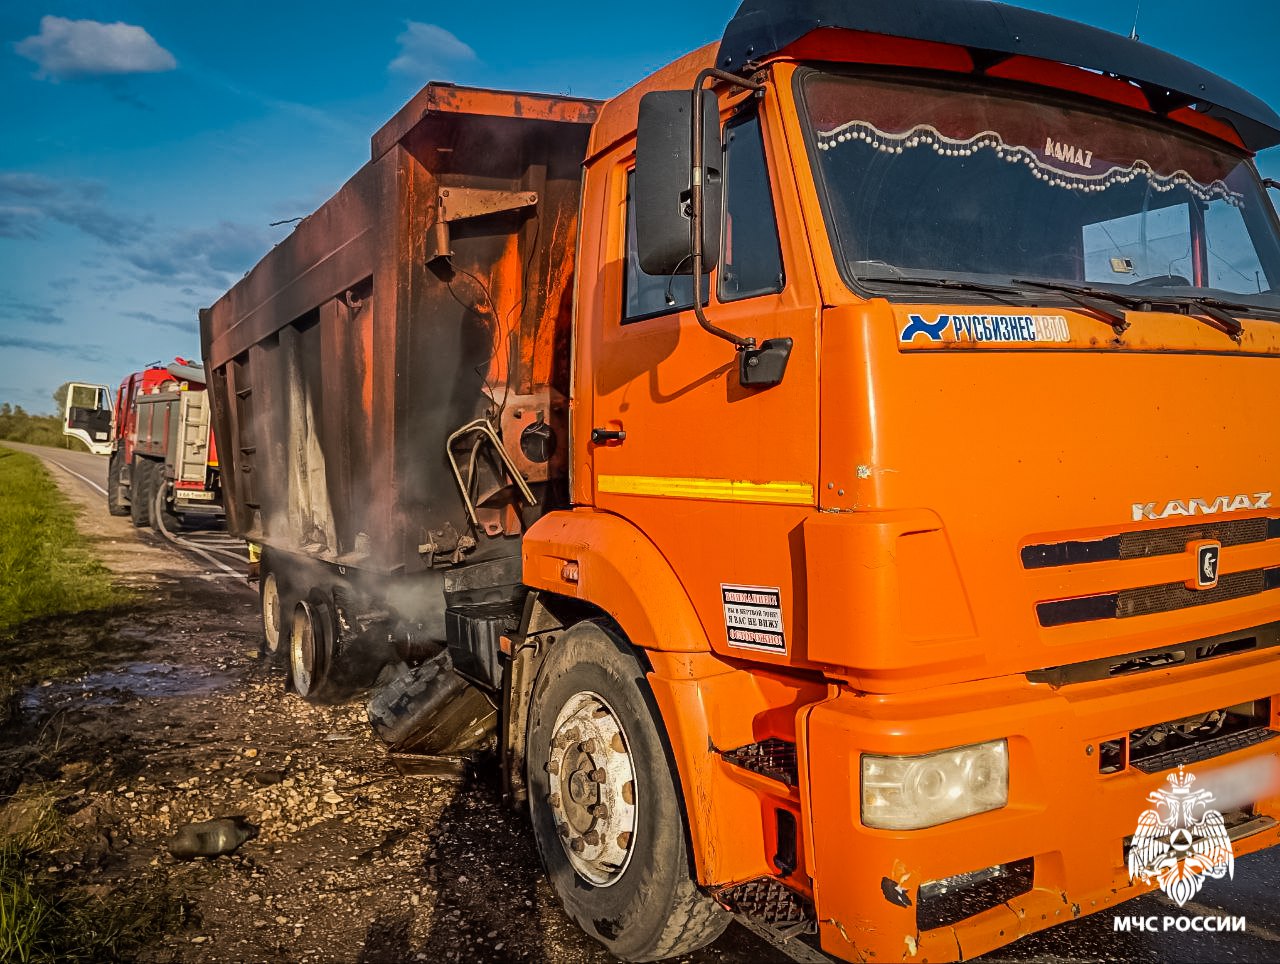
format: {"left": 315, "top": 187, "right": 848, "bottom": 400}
{"left": 388, "top": 22, "right": 476, "bottom": 78}
{"left": 15, "top": 16, "right": 177, "bottom": 81}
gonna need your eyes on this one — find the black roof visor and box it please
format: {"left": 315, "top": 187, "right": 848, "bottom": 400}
{"left": 718, "top": 0, "right": 1280, "bottom": 151}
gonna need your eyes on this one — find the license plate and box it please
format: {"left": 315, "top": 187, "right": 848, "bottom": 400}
{"left": 176, "top": 490, "right": 216, "bottom": 502}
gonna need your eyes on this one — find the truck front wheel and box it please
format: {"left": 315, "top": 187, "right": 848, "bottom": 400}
{"left": 106, "top": 452, "right": 129, "bottom": 516}
{"left": 526, "top": 621, "right": 729, "bottom": 961}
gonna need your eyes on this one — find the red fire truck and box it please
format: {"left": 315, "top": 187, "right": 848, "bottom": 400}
{"left": 64, "top": 358, "right": 222, "bottom": 528}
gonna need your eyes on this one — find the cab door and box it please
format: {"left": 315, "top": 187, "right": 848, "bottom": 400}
{"left": 62, "top": 383, "right": 113, "bottom": 456}
{"left": 582, "top": 100, "right": 821, "bottom": 662}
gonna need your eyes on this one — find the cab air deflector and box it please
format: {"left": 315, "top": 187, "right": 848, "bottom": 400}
{"left": 717, "top": 0, "right": 1280, "bottom": 151}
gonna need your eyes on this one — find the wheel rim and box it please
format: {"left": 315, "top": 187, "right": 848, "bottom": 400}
{"left": 547, "top": 690, "right": 637, "bottom": 887}
{"left": 262, "top": 573, "right": 281, "bottom": 652}
{"left": 289, "top": 601, "right": 317, "bottom": 696}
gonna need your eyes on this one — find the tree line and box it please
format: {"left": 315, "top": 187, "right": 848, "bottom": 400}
{"left": 0, "top": 383, "right": 82, "bottom": 450}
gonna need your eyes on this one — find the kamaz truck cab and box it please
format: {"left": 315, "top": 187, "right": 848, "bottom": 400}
{"left": 202, "top": 1, "right": 1280, "bottom": 960}
{"left": 544, "top": 1, "right": 1280, "bottom": 959}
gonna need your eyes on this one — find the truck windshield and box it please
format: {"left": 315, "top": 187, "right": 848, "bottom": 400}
{"left": 799, "top": 70, "right": 1280, "bottom": 313}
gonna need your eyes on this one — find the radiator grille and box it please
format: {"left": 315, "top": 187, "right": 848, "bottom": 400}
{"left": 1038, "top": 567, "right": 1280, "bottom": 626}
{"left": 1023, "top": 516, "right": 1276, "bottom": 570}
{"left": 1119, "top": 517, "right": 1270, "bottom": 559}
{"left": 1118, "top": 570, "right": 1266, "bottom": 618}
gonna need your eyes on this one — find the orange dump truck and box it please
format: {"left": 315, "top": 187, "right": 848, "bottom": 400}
{"left": 200, "top": 0, "right": 1280, "bottom": 959}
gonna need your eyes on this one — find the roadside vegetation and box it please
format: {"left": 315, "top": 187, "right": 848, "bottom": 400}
{"left": 0, "top": 445, "right": 130, "bottom": 725}
{"left": 0, "top": 406, "right": 78, "bottom": 452}
{"left": 0, "top": 448, "right": 175, "bottom": 959}
{"left": 0, "top": 789, "right": 181, "bottom": 962}
{"left": 0, "top": 446, "right": 122, "bottom": 638}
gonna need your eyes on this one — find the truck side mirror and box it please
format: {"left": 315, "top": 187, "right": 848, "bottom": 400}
{"left": 635, "top": 90, "right": 722, "bottom": 276}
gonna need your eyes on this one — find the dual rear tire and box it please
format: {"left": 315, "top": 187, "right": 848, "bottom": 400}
{"left": 106, "top": 452, "right": 129, "bottom": 516}
{"left": 129, "top": 458, "right": 154, "bottom": 528}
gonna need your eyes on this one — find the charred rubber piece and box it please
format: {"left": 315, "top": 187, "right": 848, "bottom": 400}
{"left": 367, "top": 651, "right": 496, "bottom": 754}
{"left": 167, "top": 816, "right": 258, "bottom": 860}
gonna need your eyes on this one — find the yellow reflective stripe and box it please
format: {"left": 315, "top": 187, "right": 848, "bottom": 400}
{"left": 596, "top": 474, "right": 813, "bottom": 505}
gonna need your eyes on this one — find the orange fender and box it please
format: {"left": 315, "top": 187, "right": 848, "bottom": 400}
{"left": 521, "top": 508, "right": 711, "bottom": 652}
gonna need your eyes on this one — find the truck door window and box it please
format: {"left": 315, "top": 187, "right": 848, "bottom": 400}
{"left": 719, "top": 111, "right": 785, "bottom": 302}
{"left": 1204, "top": 198, "right": 1272, "bottom": 293}
{"left": 622, "top": 171, "right": 703, "bottom": 323}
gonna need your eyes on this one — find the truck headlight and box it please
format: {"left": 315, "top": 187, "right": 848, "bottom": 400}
{"left": 861, "top": 740, "right": 1008, "bottom": 830}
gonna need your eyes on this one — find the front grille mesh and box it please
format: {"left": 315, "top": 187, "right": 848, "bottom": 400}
{"left": 1132, "top": 727, "right": 1278, "bottom": 773}
{"left": 1119, "top": 517, "right": 1270, "bottom": 558}
{"left": 722, "top": 738, "right": 798, "bottom": 786}
{"left": 1023, "top": 516, "right": 1276, "bottom": 570}
{"left": 1118, "top": 570, "right": 1266, "bottom": 618}
{"left": 716, "top": 877, "right": 816, "bottom": 936}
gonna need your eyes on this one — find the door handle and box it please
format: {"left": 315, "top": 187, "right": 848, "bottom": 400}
{"left": 590, "top": 428, "right": 626, "bottom": 444}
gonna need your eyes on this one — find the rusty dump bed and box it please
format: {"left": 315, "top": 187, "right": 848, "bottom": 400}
{"left": 200, "top": 85, "right": 600, "bottom": 575}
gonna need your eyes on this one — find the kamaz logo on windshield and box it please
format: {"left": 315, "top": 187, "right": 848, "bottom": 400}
{"left": 900, "top": 313, "right": 1071, "bottom": 344}
{"left": 1132, "top": 493, "right": 1272, "bottom": 522}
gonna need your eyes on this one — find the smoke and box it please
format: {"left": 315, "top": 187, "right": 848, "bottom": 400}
{"left": 1197, "top": 755, "right": 1280, "bottom": 813}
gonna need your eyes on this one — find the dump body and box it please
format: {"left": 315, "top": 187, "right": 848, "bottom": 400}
{"left": 201, "top": 85, "right": 597, "bottom": 577}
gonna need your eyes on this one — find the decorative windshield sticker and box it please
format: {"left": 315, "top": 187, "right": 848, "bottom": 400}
{"left": 721, "top": 584, "right": 786, "bottom": 654}
{"left": 815, "top": 121, "right": 1242, "bottom": 206}
{"left": 900, "top": 312, "right": 1071, "bottom": 345}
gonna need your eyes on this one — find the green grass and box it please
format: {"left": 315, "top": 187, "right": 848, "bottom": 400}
{"left": 0, "top": 792, "right": 181, "bottom": 962}
{"left": 0, "top": 446, "right": 130, "bottom": 728}
{"left": 0, "top": 455, "right": 175, "bottom": 959}
{"left": 0, "top": 446, "right": 121, "bottom": 636}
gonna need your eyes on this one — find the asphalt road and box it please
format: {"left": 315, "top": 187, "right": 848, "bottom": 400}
{"left": 5, "top": 439, "right": 109, "bottom": 493}
{"left": 7, "top": 439, "right": 1280, "bottom": 962}
{"left": 6, "top": 439, "right": 250, "bottom": 577}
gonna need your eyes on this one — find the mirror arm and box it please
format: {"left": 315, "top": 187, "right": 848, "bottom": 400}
{"left": 690, "top": 67, "right": 764, "bottom": 351}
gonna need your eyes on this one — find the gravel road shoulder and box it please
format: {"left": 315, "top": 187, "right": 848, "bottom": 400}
{"left": 1, "top": 451, "right": 781, "bottom": 963}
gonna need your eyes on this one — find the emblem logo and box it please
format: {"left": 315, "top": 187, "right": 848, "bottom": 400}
{"left": 900, "top": 314, "right": 949, "bottom": 342}
{"left": 1197, "top": 543, "right": 1220, "bottom": 589}
{"left": 1128, "top": 766, "right": 1234, "bottom": 907}
{"left": 1132, "top": 492, "right": 1271, "bottom": 522}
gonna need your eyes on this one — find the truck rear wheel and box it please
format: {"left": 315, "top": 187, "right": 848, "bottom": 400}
{"left": 129, "top": 459, "right": 153, "bottom": 528}
{"left": 526, "top": 621, "right": 729, "bottom": 961}
{"left": 261, "top": 571, "right": 284, "bottom": 654}
{"left": 106, "top": 452, "right": 129, "bottom": 516}
{"left": 151, "top": 473, "right": 180, "bottom": 533}
{"left": 288, "top": 590, "right": 354, "bottom": 704}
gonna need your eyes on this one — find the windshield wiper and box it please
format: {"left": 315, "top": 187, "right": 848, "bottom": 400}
{"left": 1010, "top": 278, "right": 1132, "bottom": 336}
{"left": 1168, "top": 298, "right": 1244, "bottom": 341}
{"left": 1016, "top": 277, "right": 1251, "bottom": 342}
{"left": 854, "top": 267, "right": 1028, "bottom": 300}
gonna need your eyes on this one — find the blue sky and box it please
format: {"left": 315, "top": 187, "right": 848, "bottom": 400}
{"left": 1, "top": 0, "right": 1277, "bottom": 414}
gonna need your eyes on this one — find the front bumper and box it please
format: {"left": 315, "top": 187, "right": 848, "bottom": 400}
{"left": 802, "top": 645, "right": 1280, "bottom": 962}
